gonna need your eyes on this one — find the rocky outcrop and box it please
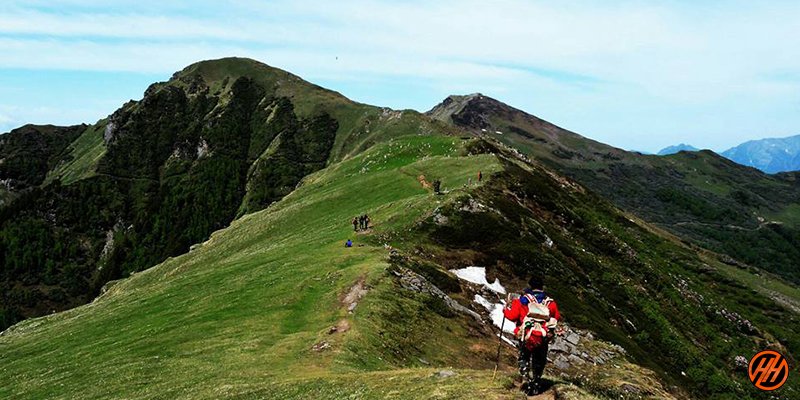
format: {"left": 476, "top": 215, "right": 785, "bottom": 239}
{"left": 343, "top": 278, "right": 369, "bottom": 313}
{"left": 547, "top": 328, "right": 626, "bottom": 371}
{"left": 103, "top": 121, "right": 116, "bottom": 144}
{"left": 392, "top": 266, "right": 482, "bottom": 322}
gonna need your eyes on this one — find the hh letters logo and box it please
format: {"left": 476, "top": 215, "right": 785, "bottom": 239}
{"left": 748, "top": 350, "right": 788, "bottom": 391}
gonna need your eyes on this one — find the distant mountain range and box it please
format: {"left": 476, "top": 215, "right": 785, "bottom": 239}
{"left": 656, "top": 143, "right": 699, "bottom": 155}
{"left": 658, "top": 134, "right": 800, "bottom": 173}
{"left": 722, "top": 135, "right": 800, "bottom": 173}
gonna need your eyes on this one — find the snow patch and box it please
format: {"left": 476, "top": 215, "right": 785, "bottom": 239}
{"left": 490, "top": 302, "right": 517, "bottom": 334}
{"left": 460, "top": 269, "right": 515, "bottom": 335}
{"left": 500, "top": 334, "right": 517, "bottom": 346}
{"left": 474, "top": 294, "right": 516, "bottom": 334}
{"left": 450, "top": 266, "right": 506, "bottom": 294}
{"left": 473, "top": 294, "right": 494, "bottom": 310}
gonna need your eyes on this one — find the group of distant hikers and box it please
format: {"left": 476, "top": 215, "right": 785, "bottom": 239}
{"left": 352, "top": 214, "right": 370, "bottom": 232}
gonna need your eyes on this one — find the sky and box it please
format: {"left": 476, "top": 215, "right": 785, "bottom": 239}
{"left": 1, "top": 1, "right": 800, "bottom": 153}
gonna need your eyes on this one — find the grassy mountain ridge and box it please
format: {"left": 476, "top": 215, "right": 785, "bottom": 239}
{"left": 2, "top": 58, "right": 800, "bottom": 399}
{"left": 0, "top": 57, "right": 452, "bottom": 331}
{"left": 1, "top": 136, "right": 513, "bottom": 399}
{"left": 3, "top": 134, "right": 798, "bottom": 399}
{"left": 428, "top": 94, "right": 800, "bottom": 283}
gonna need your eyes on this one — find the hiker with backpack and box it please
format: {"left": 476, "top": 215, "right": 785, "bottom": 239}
{"left": 352, "top": 217, "right": 359, "bottom": 232}
{"left": 502, "top": 276, "right": 561, "bottom": 395}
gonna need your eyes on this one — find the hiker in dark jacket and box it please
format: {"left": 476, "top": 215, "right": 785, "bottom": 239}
{"left": 352, "top": 217, "right": 359, "bottom": 232}
{"left": 432, "top": 179, "right": 441, "bottom": 194}
{"left": 503, "top": 276, "right": 561, "bottom": 395}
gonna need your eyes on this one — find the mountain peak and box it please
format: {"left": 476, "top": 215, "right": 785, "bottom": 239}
{"left": 426, "top": 92, "right": 622, "bottom": 164}
{"left": 657, "top": 143, "right": 700, "bottom": 155}
{"left": 426, "top": 93, "right": 548, "bottom": 132}
{"left": 152, "top": 57, "right": 348, "bottom": 108}
{"left": 426, "top": 93, "right": 489, "bottom": 125}
{"left": 161, "top": 57, "right": 293, "bottom": 94}
{"left": 172, "top": 57, "right": 289, "bottom": 83}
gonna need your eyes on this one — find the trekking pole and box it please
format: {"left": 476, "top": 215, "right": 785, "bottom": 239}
{"left": 492, "top": 310, "right": 507, "bottom": 382}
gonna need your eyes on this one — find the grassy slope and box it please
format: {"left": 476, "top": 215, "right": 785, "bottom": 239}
{"left": 0, "top": 136, "right": 516, "bottom": 399}
{"left": 44, "top": 121, "right": 107, "bottom": 185}
{"left": 6, "top": 62, "right": 797, "bottom": 398}
{"left": 4, "top": 133, "right": 784, "bottom": 399}
{"left": 0, "top": 57, "right": 468, "bottom": 337}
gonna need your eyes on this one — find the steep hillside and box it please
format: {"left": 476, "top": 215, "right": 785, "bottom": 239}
{"left": 722, "top": 134, "right": 800, "bottom": 173}
{"left": 43, "top": 120, "right": 108, "bottom": 186}
{"left": 428, "top": 94, "right": 800, "bottom": 283}
{"left": 3, "top": 135, "right": 799, "bottom": 399}
{"left": 0, "top": 58, "right": 451, "bottom": 330}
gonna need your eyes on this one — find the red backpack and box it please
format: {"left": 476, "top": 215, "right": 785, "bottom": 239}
{"left": 518, "top": 293, "right": 553, "bottom": 344}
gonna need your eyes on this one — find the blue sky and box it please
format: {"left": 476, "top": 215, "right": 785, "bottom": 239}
{"left": 1, "top": 1, "right": 800, "bottom": 153}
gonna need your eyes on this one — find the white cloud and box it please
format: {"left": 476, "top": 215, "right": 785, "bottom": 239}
{"left": 1, "top": 0, "right": 800, "bottom": 150}
{"left": 3, "top": 1, "right": 798, "bottom": 98}
{"left": 0, "top": 11, "right": 248, "bottom": 40}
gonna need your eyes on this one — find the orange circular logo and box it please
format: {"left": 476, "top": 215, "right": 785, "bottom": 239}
{"left": 748, "top": 350, "right": 789, "bottom": 391}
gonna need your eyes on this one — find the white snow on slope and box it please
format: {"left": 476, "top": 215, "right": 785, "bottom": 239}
{"left": 500, "top": 334, "right": 517, "bottom": 346}
{"left": 473, "top": 293, "right": 494, "bottom": 310}
{"left": 474, "top": 294, "right": 516, "bottom": 334}
{"left": 450, "top": 266, "right": 506, "bottom": 294}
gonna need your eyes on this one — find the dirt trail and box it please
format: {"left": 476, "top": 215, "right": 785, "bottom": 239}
{"left": 528, "top": 389, "right": 555, "bottom": 400}
{"left": 342, "top": 277, "right": 368, "bottom": 313}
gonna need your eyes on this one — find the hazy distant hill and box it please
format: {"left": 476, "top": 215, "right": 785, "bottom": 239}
{"left": 657, "top": 143, "right": 699, "bottom": 155}
{"left": 722, "top": 134, "right": 800, "bottom": 173}
{"left": 657, "top": 135, "right": 800, "bottom": 173}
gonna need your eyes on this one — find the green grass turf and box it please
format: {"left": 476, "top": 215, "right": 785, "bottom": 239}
{"left": 43, "top": 121, "right": 107, "bottom": 186}
{"left": 0, "top": 135, "right": 505, "bottom": 399}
